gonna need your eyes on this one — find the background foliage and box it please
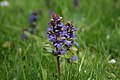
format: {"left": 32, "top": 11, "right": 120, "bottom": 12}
{"left": 0, "top": 0, "right": 120, "bottom": 80}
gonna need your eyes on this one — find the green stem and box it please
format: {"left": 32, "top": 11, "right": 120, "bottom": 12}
{"left": 57, "top": 56, "right": 60, "bottom": 80}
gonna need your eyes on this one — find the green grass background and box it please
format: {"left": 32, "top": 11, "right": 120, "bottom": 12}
{"left": 0, "top": 0, "right": 120, "bottom": 80}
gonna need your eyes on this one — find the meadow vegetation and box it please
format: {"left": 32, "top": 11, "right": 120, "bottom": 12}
{"left": 0, "top": 0, "right": 120, "bottom": 80}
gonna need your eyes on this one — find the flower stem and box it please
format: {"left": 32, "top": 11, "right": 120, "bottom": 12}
{"left": 57, "top": 56, "right": 60, "bottom": 80}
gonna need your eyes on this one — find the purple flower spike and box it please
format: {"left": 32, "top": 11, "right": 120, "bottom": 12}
{"left": 72, "top": 56, "right": 77, "bottom": 60}
{"left": 47, "top": 13, "right": 79, "bottom": 57}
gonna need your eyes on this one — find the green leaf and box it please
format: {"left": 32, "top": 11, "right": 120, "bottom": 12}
{"left": 43, "top": 43, "right": 53, "bottom": 53}
{"left": 39, "top": 62, "right": 47, "bottom": 80}
{"left": 71, "top": 59, "right": 79, "bottom": 64}
{"left": 8, "top": 54, "right": 15, "bottom": 62}
{"left": 2, "top": 41, "right": 11, "bottom": 48}
{"left": 42, "top": 69, "right": 47, "bottom": 80}
{"left": 24, "top": 31, "right": 40, "bottom": 40}
{"left": 70, "top": 46, "right": 78, "bottom": 52}
{"left": 59, "top": 50, "right": 74, "bottom": 59}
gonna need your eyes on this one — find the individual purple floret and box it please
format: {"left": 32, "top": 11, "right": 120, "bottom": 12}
{"left": 47, "top": 13, "right": 79, "bottom": 57}
{"left": 21, "top": 33, "right": 27, "bottom": 40}
{"left": 21, "top": 29, "right": 29, "bottom": 40}
{"left": 49, "top": 35, "right": 56, "bottom": 42}
{"left": 54, "top": 43, "right": 63, "bottom": 49}
{"left": 60, "top": 50, "right": 66, "bottom": 55}
{"left": 29, "top": 11, "right": 38, "bottom": 33}
{"left": 29, "top": 12, "right": 38, "bottom": 24}
{"left": 71, "top": 56, "right": 77, "bottom": 60}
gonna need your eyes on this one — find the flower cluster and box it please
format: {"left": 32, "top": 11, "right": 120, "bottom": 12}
{"left": 29, "top": 11, "right": 38, "bottom": 34}
{"left": 47, "top": 13, "right": 79, "bottom": 60}
{"left": 21, "top": 11, "right": 39, "bottom": 40}
{"left": 29, "top": 12, "right": 38, "bottom": 27}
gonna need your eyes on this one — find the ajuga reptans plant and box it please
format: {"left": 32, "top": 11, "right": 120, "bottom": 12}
{"left": 21, "top": 11, "right": 38, "bottom": 40}
{"left": 46, "top": 13, "right": 79, "bottom": 80}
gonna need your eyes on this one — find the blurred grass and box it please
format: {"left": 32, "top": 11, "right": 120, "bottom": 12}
{"left": 0, "top": 0, "right": 120, "bottom": 80}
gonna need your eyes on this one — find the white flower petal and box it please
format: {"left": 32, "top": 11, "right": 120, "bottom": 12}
{"left": 0, "top": 1, "right": 9, "bottom": 7}
{"left": 108, "top": 59, "right": 116, "bottom": 64}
